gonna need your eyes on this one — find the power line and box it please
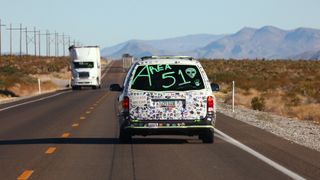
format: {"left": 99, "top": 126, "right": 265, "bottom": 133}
{"left": 39, "top": 30, "right": 51, "bottom": 56}
{"left": 33, "top": 27, "right": 37, "bottom": 56}
{"left": 37, "top": 30, "right": 40, "bottom": 56}
{"left": 7, "top": 23, "right": 26, "bottom": 56}
{"left": 62, "top": 33, "right": 66, "bottom": 56}
{"left": 9, "top": 24, "right": 12, "bottom": 55}
{"left": 60, "top": 33, "right": 70, "bottom": 56}
{"left": 0, "top": 19, "right": 6, "bottom": 59}
{"left": 2, "top": 19, "right": 81, "bottom": 58}
{"left": 38, "top": 31, "right": 48, "bottom": 56}
{"left": 43, "top": 31, "right": 57, "bottom": 57}
{"left": 26, "top": 27, "right": 38, "bottom": 56}
{"left": 25, "top": 27, "right": 28, "bottom": 55}
{"left": 54, "top": 33, "right": 58, "bottom": 56}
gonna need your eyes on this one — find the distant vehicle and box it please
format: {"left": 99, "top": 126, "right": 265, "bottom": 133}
{"left": 69, "top": 46, "right": 101, "bottom": 90}
{"left": 110, "top": 56, "right": 219, "bottom": 143}
{"left": 122, "top": 54, "right": 134, "bottom": 72}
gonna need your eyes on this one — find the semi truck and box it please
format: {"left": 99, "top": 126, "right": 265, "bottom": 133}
{"left": 122, "top": 54, "right": 134, "bottom": 72}
{"left": 69, "top": 46, "right": 101, "bottom": 90}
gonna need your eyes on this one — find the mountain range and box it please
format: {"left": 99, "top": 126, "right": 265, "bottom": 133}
{"left": 101, "top": 26, "right": 320, "bottom": 60}
{"left": 101, "top": 34, "right": 224, "bottom": 58}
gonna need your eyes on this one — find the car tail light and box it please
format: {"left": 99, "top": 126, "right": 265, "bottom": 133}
{"left": 207, "top": 96, "right": 214, "bottom": 112}
{"left": 122, "top": 96, "right": 129, "bottom": 110}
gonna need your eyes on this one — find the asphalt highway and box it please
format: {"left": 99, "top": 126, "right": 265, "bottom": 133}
{"left": 0, "top": 61, "right": 319, "bottom": 180}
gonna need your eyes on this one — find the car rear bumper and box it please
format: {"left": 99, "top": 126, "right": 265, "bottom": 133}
{"left": 123, "top": 125, "right": 214, "bottom": 136}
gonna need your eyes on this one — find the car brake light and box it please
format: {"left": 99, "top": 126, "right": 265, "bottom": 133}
{"left": 122, "top": 96, "right": 129, "bottom": 110}
{"left": 207, "top": 96, "right": 214, "bottom": 112}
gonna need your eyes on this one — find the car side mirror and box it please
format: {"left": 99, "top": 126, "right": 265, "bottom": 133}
{"left": 109, "top": 84, "right": 123, "bottom": 91}
{"left": 211, "top": 83, "right": 219, "bottom": 92}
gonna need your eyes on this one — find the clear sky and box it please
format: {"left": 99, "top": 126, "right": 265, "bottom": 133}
{"left": 0, "top": 0, "right": 319, "bottom": 53}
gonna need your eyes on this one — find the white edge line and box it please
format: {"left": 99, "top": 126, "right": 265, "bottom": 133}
{"left": 0, "top": 61, "right": 114, "bottom": 112}
{"left": 102, "top": 61, "right": 113, "bottom": 79}
{"left": 1, "top": 60, "right": 304, "bottom": 179}
{"left": 0, "top": 91, "right": 71, "bottom": 112}
{"left": 215, "top": 128, "right": 306, "bottom": 180}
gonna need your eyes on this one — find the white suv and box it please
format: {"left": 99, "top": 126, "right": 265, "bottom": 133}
{"left": 110, "top": 56, "right": 219, "bottom": 143}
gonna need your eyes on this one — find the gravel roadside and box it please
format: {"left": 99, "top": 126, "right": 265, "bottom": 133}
{"left": 217, "top": 100, "right": 320, "bottom": 152}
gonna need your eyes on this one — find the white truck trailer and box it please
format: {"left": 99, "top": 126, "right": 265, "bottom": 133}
{"left": 69, "top": 46, "right": 101, "bottom": 90}
{"left": 122, "top": 54, "right": 134, "bottom": 72}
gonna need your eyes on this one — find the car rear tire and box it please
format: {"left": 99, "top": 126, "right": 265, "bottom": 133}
{"left": 119, "top": 129, "right": 132, "bottom": 143}
{"left": 200, "top": 130, "right": 214, "bottom": 143}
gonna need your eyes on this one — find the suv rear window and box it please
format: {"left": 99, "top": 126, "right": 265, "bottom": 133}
{"left": 130, "top": 64, "right": 204, "bottom": 91}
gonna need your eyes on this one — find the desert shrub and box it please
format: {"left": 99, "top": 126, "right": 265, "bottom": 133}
{"left": 0, "top": 66, "right": 18, "bottom": 75}
{"left": 251, "top": 96, "right": 265, "bottom": 111}
{"left": 289, "top": 95, "right": 301, "bottom": 106}
{"left": 224, "top": 93, "right": 232, "bottom": 104}
{"left": 0, "top": 56, "right": 70, "bottom": 89}
{"left": 0, "top": 66, "right": 26, "bottom": 87}
{"left": 1, "top": 56, "right": 69, "bottom": 75}
{"left": 200, "top": 59, "right": 320, "bottom": 121}
{"left": 0, "top": 79, "right": 4, "bottom": 88}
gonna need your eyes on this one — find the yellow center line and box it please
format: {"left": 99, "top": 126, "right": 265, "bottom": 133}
{"left": 80, "top": 117, "right": 86, "bottom": 120}
{"left": 90, "top": 107, "right": 94, "bottom": 110}
{"left": 72, "top": 123, "right": 79, "bottom": 127}
{"left": 45, "top": 147, "right": 56, "bottom": 154}
{"left": 17, "top": 170, "right": 34, "bottom": 180}
{"left": 61, "top": 133, "right": 70, "bottom": 138}
{"left": 85, "top": 111, "right": 91, "bottom": 114}
{"left": 94, "top": 93, "right": 108, "bottom": 106}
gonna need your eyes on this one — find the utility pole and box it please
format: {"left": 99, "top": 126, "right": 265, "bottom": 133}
{"left": 38, "top": 30, "right": 49, "bottom": 56}
{"left": 44, "top": 31, "right": 56, "bottom": 57}
{"left": 61, "top": 33, "right": 69, "bottom": 56}
{"left": 38, "top": 30, "right": 40, "bottom": 56}
{"left": 47, "top": 30, "right": 50, "bottom": 56}
{"left": 7, "top": 23, "right": 26, "bottom": 56}
{"left": 62, "top": 33, "right": 65, "bottom": 56}
{"left": 26, "top": 27, "right": 38, "bottom": 56}
{"left": 49, "top": 31, "right": 58, "bottom": 57}
{"left": 34, "top": 27, "right": 37, "bottom": 56}
{"left": 25, "top": 27, "right": 28, "bottom": 55}
{"left": 9, "top": 24, "right": 12, "bottom": 55}
{"left": 0, "top": 19, "right": 6, "bottom": 59}
{"left": 20, "top": 24, "right": 22, "bottom": 56}
{"left": 54, "top": 31, "right": 58, "bottom": 57}
{"left": 56, "top": 33, "right": 59, "bottom": 57}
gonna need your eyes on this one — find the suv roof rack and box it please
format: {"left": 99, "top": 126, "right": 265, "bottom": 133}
{"left": 141, "top": 56, "right": 194, "bottom": 61}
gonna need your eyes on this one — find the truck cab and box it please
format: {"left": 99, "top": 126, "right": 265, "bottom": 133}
{"left": 69, "top": 46, "right": 101, "bottom": 90}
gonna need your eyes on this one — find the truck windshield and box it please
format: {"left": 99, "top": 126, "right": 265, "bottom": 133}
{"left": 130, "top": 64, "right": 205, "bottom": 91}
{"left": 73, "top": 62, "right": 94, "bottom": 68}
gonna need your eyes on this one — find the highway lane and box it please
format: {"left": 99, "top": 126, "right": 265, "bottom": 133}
{"left": 0, "top": 61, "right": 319, "bottom": 179}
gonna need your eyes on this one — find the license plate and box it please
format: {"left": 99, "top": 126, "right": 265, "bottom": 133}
{"left": 148, "top": 123, "right": 158, "bottom": 128}
{"left": 159, "top": 101, "right": 176, "bottom": 107}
